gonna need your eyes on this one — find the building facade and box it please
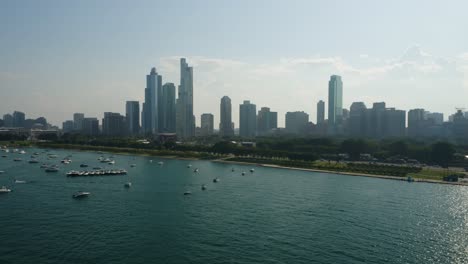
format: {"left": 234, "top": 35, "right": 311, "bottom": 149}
{"left": 328, "top": 75, "right": 343, "bottom": 134}
{"left": 239, "top": 100, "right": 257, "bottom": 138}
{"left": 102, "top": 112, "right": 125, "bottom": 136}
{"left": 142, "top": 67, "right": 162, "bottom": 134}
{"left": 176, "top": 58, "right": 195, "bottom": 139}
{"left": 285, "top": 111, "right": 309, "bottom": 134}
{"left": 257, "top": 107, "right": 278, "bottom": 135}
{"left": 162, "top": 83, "right": 176, "bottom": 133}
{"left": 73, "top": 113, "right": 84, "bottom": 131}
{"left": 126, "top": 101, "right": 140, "bottom": 135}
{"left": 219, "top": 96, "right": 234, "bottom": 137}
{"left": 317, "top": 100, "right": 325, "bottom": 124}
{"left": 200, "top": 113, "right": 214, "bottom": 136}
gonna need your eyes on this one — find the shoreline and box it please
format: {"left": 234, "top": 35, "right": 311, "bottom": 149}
{"left": 213, "top": 159, "right": 468, "bottom": 187}
{"left": 23, "top": 143, "right": 467, "bottom": 187}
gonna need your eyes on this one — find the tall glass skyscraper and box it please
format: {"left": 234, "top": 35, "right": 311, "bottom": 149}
{"left": 328, "top": 75, "right": 343, "bottom": 133}
{"left": 219, "top": 96, "right": 234, "bottom": 137}
{"left": 176, "top": 58, "right": 194, "bottom": 139}
{"left": 239, "top": 100, "right": 257, "bottom": 138}
{"left": 162, "top": 83, "right": 176, "bottom": 133}
{"left": 142, "top": 68, "right": 162, "bottom": 134}
{"left": 126, "top": 101, "right": 140, "bottom": 135}
{"left": 317, "top": 100, "right": 325, "bottom": 124}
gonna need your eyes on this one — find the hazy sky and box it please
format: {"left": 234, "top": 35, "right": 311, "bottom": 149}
{"left": 1, "top": 0, "right": 468, "bottom": 127}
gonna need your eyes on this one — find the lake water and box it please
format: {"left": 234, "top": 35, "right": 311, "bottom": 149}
{"left": 0, "top": 148, "right": 467, "bottom": 264}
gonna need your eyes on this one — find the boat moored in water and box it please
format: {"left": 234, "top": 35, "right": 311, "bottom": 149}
{"left": 183, "top": 191, "right": 192, "bottom": 195}
{"left": 213, "top": 178, "right": 220, "bottom": 183}
{"left": 124, "top": 182, "right": 132, "bottom": 188}
{"left": 0, "top": 186, "right": 11, "bottom": 193}
{"left": 13, "top": 158, "right": 22, "bottom": 162}
{"left": 201, "top": 184, "right": 207, "bottom": 190}
{"left": 45, "top": 166, "right": 59, "bottom": 172}
{"left": 72, "top": 191, "right": 90, "bottom": 199}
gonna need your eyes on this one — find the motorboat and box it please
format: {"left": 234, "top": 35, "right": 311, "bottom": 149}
{"left": 157, "top": 161, "right": 164, "bottom": 165}
{"left": 45, "top": 166, "right": 59, "bottom": 172}
{"left": 13, "top": 158, "right": 22, "bottom": 162}
{"left": 40, "top": 164, "right": 49, "bottom": 168}
{"left": 193, "top": 168, "right": 199, "bottom": 173}
{"left": 130, "top": 164, "right": 136, "bottom": 168}
{"left": 0, "top": 186, "right": 11, "bottom": 193}
{"left": 19, "top": 150, "right": 26, "bottom": 154}
{"left": 14, "top": 180, "right": 26, "bottom": 184}
{"left": 407, "top": 176, "right": 415, "bottom": 182}
{"left": 72, "top": 191, "right": 90, "bottom": 199}
{"left": 80, "top": 164, "right": 88, "bottom": 168}
{"left": 0, "top": 170, "right": 4, "bottom": 174}
{"left": 213, "top": 178, "right": 220, "bottom": 183}
{"left": 108, "top": 160, "right": 115, "bottom": 165}
{"left": 93, "top": 167, "right": 102, "bottom": 170}
{"left": 187, "top": 164, "right": 192, "bottom": 168}
{"left": 1, "top": 155, "right": 7, "bottom": 158}
{"left": 201, "top": 184, "right": 207, "bottom": 190}
{"left": 124, "top": 182, "right": 132, "bottom": 188}
{"left": 101, "top": 158, "right": 111, "bottom": 163}
{"left": 48, "top": 154, "right": 58, "bottom": 158}
{"left": 250, "top": 168, "right": 255, "bottom": 173}
{"left": 29, "top": 159, "right": 39, "bottom": 164}
{"left": 61, "top": 159, "right": 72, "bottom": 164}
{"left": 183, "top": 191, "right": 192, "bottom": 195}
{"left": 241, "top": 172, "right": 246, "bottom": 176}
{"left": 231, "top": 168, "right": 235, "bottom": 172}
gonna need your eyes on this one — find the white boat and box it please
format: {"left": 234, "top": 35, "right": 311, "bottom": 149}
{"left": 0, "top": 186, "right": 11, "bottom": 193}
{"left": 193, "top": 168, "right": 199, "bottom": 173}
{"left": 29, "top": 159, "right": 39, "bottom": 164}
{"left": 40, "top": 164, "right": 49, "bottom": 168}
{"left": 158, "top": 161, "right": 164, "bottom": 165}
{"left": 13, "top": 158, "right": 22, "bottom": 162}
{"left": 0, "top": 170, "right": 4, "bottom": 174}
{"left": 201, "top": 184, "right": 207, "bottom": 190}
{"left": 72, "top": 191, "right": 90, "bottom": 198}
{"left": 241, "top": 172, "right": 246, "bottom": 176}
{"left": 130, "top": 164, "right": 136, "bottom": 167}
{"left": 124, "top": 182, "right": 132, "bottom": 188}
{"left": 61, "top": 159, "right": 72, "bottom": 164}
{"left": 213, "top": 178, "right": 220, "bottom": 183}
{"left": 19, "top": 150, "right": 26, "bottom": 154}
{"left": 108, "top": 160, "right": 115, "bottom": 165}
{"left": 187, "top": 164, "right": 192, "bottom": 168}
{"left": 250, "top": 168, "right": 255, "bottom": 173}
{"left": 183, "top": 191, "right": 192, "bottom": 195}
{"left": 15, "top": 180, "right": 26, "bottom": 184}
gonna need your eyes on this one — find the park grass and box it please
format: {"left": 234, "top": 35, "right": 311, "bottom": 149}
{"left": 408, "top": 168, "right": 455, "bottom": 181}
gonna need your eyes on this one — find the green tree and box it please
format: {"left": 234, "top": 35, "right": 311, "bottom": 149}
{"left": 430, "top": 142, "right": 455, "bottom": 168}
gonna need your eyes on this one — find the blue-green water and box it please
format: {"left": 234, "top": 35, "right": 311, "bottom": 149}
{"left": 0, "top": 148, "right": 467, "bottom": 264}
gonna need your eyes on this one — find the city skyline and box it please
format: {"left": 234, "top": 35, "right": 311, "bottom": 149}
{"left": 2, "top": 1, "right": 468, "bottom": 127}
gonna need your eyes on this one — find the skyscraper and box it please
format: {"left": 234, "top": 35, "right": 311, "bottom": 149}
{"left": 257, "top": 107, "right": 277, "bottom": 135}
{"left": 239, "top": 100, "right": 257, "bottom": 138}
{"left": 349, "top": 102, "right": 367, "bottom": 136}
{"left": 317, "top": 100, "right": 325, "bottom": 124}
{"left": 328, "top": 75, "right": 343, "bottom": 133}
{"left": 176, "top": 58, "right": 194, "bottom": 139}
{"left": 219, "top": 96, "right": 234, "bottom": 137}
{"left": 162, "top": 83, "right": 176, "bottom": 133}
{"left": 285, "top": 111, "right": 309, "bottom": 134}
{"left": 200, "top": 113, "right": 214, "bottom": 136}
{"left": 73, "top": 113, "right": 85, "bottom": 131}
{"left": 82, "top": 118, "right": 99, "bottom": 136}
{"left": 13, "top": 111, "right": 25, "bottom": 128}
{"left": 102, "top": 112, "right": 125, "bottom": 136}
{"left": 3, "top": 114, "right": 13, "bottom": 127}
{"left": 142, "top": 67, "right": 162, "bottom": 134}
{"left": 62, "top": 120, "right": 74, "bottom": 133}
{"left": 126, "top": 101, "right": 140, "bottom": 135}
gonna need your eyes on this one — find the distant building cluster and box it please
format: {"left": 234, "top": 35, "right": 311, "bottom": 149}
{"left": 2, "top": 61, "right": 468, "bottom": 142}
